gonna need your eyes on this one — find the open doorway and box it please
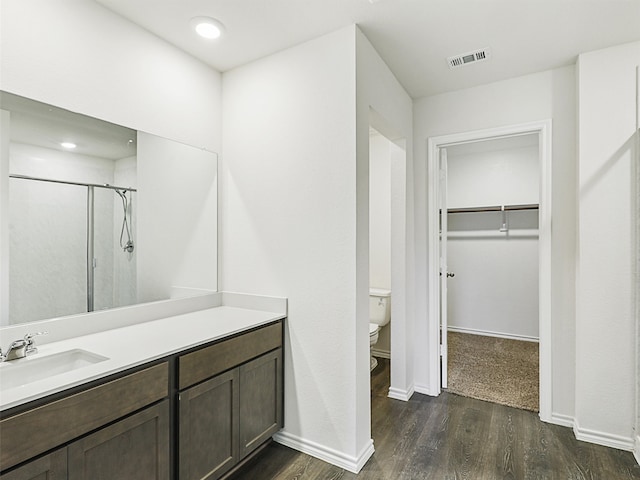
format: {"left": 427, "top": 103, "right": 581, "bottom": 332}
{"left": 367, "top": 113, "right": 410, "bottom": 404}
{"left": 369, "top": 128, "right": 393, "bottom": 370}
{"left": 427, "top": 120, "right": 553, "bottom": 422}
{"left": 443, "top": 134, "right": 540, "bottom": 412}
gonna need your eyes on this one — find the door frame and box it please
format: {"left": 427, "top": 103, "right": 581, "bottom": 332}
{"left": 426, "top": 120, "right": 553, "bottom": 422}
{"left": 438, "top": 148, "right": 449, "bottom": 389}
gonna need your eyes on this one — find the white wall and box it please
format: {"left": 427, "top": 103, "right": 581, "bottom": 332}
{"left": 575, "top": 40, "right": 640, "bottom": 450}
{"left": 222, "top": 25, "right": 412, "bottom": 472}
{"left": 0, "top": 0, "right": 221, "bottom": 152}
{"left": 446, "top": 140, "right": 539, "bottom": 340}
{"left": 369, "top": 132, "right": 392, "bottom": 291}
{"left": 222, "top": 27, "right": 362, "bottom": 470}
{"left": 447, "top": 141, "right": 539, "bottom": 208}
{"left": 413, "top": 65, "right": 577, "bottom": 420}
{"left": 356, "top": 28, "right": 414, "bottom": 409}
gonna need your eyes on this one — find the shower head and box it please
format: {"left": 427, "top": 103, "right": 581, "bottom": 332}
{"left": 115, "top": 189, "right": 134, "bottom": 254}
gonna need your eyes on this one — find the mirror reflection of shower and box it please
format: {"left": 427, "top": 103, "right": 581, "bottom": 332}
{"left": 8, "top": 175, "right": 138, "bottom": 322}
{"left": 3, "top": 90, "right": 140, "bottom": 325}
{"left": 115, "top": 188, "right": 134, "bottom": 253}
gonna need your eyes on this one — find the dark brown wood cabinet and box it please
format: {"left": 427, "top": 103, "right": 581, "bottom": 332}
{"left": 1, "top": 402, "right": 170, "bottom": 480}
{"left": 179, "top": 370, "right": 240, "bottom": 480}
{"left": 0, "top": 362, "right": 169, "bottom": 480}
{"left": 178, "top": 322, "right": 284, "bottom": 480}
{"left": 0, "top": 320, "right": 284, "bottom": 480}
{"left": 68, "top": 400, "right": 170, "bottom": 480}
{"left": 0, "top": 363, "right": 169, "bottom": 472}
{"left": 0, "top": 449, "right": 67, "bottom": 480}
{"left": 239, "top": 349, "right": 283, "bottom": 458}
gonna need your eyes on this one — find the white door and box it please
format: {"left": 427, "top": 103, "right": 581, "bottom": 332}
{"left": 439, "top": 148, "right": 449, "bottom": 389}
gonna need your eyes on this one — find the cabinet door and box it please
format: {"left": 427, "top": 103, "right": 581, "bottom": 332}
{"left": 68, "top": 400, "right": 170, "bottom": 480}
{"left": 239, "top": 348, "right": 283, "bottom": 457}
{"left": 0, "top": 448, "right": 67, "bottom": 480}
{"left": 179, "top": 369, "right": 239, "bottom": 480}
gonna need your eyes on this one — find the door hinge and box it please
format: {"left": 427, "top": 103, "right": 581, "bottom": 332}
{"left": 439, "top": 344, "right": 444, "bottom": 356}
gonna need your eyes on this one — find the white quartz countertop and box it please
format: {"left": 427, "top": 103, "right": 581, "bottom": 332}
{"left": 0, "top": 305, "right": 285, "bottom": 412}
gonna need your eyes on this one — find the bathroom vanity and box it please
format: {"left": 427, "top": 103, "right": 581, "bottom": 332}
{"left": 0, "top": 299, "right": 285, "bottom": 480}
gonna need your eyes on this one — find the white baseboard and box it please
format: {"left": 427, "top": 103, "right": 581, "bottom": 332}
{"left": 635, "top": 435, "right": 640, "bottom": 466}
{"left": 573, "top": 419, "right": 635, "bottom": 451}
{"left": 413, "top": 383, "right": 439, "bottom": 397}
{"left": 448, "top": 326, "right": 539, "bottom": 343}
{"left": 388, "top": 385, "right": 414, "bottom": 401}
{"left": 549, "top": 412, "right": 574, "bottom": 428}
{"left": 273, "top": 430, "right": 375, "bottom": 474}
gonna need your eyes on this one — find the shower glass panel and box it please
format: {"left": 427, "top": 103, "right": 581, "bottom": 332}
{"left": 9, "top": 179, "right": 87, "bottom": 323}
{"left": 93, "top": 187, "right": 137, "bottom": 311}
{"left": 8, "top": 177, "right": 137, "bottom": 323}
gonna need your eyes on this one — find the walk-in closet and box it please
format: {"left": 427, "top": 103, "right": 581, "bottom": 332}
{"left": 443, "top": 133, "right": 540, "bottom": 411}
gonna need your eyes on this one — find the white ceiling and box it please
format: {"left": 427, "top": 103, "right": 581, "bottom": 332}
{"left": 95, "top": 0, "right": 640, "bottom": 99}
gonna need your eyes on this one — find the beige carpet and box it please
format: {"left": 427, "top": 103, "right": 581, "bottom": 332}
{"left": 446, "top": 331, "right": 539, "bottom": 412}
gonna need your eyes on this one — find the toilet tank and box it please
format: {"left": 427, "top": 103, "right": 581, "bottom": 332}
{"left": 369, "top": 288, "right": 391, "bottom": 326}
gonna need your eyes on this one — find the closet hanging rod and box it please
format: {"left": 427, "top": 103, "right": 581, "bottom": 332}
{"left": 446, "top": 203, "right": 539, "bottom": 214}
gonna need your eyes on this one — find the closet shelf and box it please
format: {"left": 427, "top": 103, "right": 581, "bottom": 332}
{"left": 446, "top": 203, "right": 539, "bottom": 214}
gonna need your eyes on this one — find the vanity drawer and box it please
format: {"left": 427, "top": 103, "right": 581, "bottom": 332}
{"left": 0, "top": 362, "right": 169, "bottom": 471}
{"left": 178, "top": 321, "right": 282, "bottom": 390}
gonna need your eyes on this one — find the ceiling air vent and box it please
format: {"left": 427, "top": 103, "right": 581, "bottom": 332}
{"left": 447, "top": 48, "right": 491, "bottom": 69}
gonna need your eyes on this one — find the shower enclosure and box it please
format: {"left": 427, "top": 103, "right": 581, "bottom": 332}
{"left": 9, "top": 174, "right": 137, "bottom": 324}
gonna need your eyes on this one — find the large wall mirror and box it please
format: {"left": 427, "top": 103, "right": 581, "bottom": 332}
{"left": 0, "top": 92, "right": 218, "bottom": 326}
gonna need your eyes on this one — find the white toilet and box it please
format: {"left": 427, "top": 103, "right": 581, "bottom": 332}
{"left": 369, "top": 287, "right": 391, "bottom": 371}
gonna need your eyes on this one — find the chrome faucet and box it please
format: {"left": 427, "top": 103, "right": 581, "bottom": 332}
{"left": 0, "top": 332, "right": 48, "bottom": 362}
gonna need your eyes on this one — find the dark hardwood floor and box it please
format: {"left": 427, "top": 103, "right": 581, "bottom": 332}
{"left": 232, "top": 359, "right": 640, "bottom": 479}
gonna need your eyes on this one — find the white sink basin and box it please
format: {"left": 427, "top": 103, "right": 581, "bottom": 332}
{"left": 0, "top": 349, "right": 109, "bottom": 390}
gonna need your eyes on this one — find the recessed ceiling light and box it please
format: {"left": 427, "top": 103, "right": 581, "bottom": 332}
{"left": 190, "top": 16, "right": 225, "bottom": 39}
{"left": 60, "top": 142, "right": 77, "bottom": 149}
